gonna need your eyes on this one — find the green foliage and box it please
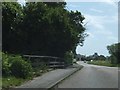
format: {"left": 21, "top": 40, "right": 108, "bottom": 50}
{"left": 38, "top": 62, "right": 48, "bottom": 70}
{"left": 2, "top": 76, "right": 30, "bottom": 89}
{"left": 107, "top": 43, "right": 120, "bottom": 64}
{"left": 10, "top": 57, "right": 33, "bottom": 79}
{"left": 81, "top": 53, "right": 106, "bottom": 61}
{"left": 2, "top": 52, "right": 11, "bottom": 76}
{"left": 2, "top": 2, "right": 23, "bottom": 54}
{"left": 64, "top": 51, "right": 74, "bottom": 64}
{"left": 2, "top": 2, "right": 87, "bottom": 59}
{"left": 2, "top": 52, "right": 33, "bottom": 78}
{"left": 88, "top": 60, "right": 116, "bottom": 67}
{"left": 98, "top": 55, "right": 106, "bottom": 60}
{"left": 2, "top": 52, "right": 53, "bottom": 89}
{"left": 33, "top": 65, "right": 48, "bottom": 77}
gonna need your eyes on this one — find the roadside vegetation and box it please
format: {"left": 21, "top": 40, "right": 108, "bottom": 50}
{"left": 2, "top": 52, "right": 31, "bottom": 89}
{"left": 77, "top": 43, "right": 120, "bottom": 67}
{"left": 2, "top": 76, "right": 29, "bottom": 89}
{"left": 2, "top": 1, "right": 119, "bottom": 89}
{"left": 107, "top": 43, "right": 120, "bottom": 66}
{"left": 2, "top": 2, "right": 86, "bottom": 61}
{"left": 87, "top": 60, "right": 119, "bottom": 67}
{"left": 2, "top": 52, "right": 53, "bottom": 89}
{"left": 2, "top": 1, "right": 86, "bottom": 89}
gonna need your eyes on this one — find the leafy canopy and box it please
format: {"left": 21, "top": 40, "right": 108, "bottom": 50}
{"left": 2, "top": 2, "right": 87, "bottom": 58}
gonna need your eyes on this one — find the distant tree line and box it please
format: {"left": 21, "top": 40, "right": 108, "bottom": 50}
{"left": 2, "top": 2, "right": 87, "bottom": 59}
{"left": 76, "top": 53, "right": 106, "bottom": 61}
{"left": 76, "top": 42, "right": 120, "bottom": 65}
{"left": 85, "top": 53, "right": 106, "bottom": 61}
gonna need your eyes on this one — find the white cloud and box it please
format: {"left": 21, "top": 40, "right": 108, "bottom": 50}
{"left": 95, "top": 29, "right": 113, "bottom": 36}
{"left": 90, "top": 8, "right": 103, "bottom": 13}
{"left": 83, "top": 14, "right": 106, "bottom": 30}
{"left": 83, "top": 13, "right": 118, "bottom": 43}
{"left": 84, "top": 13, "right": 117, "bottom": 29}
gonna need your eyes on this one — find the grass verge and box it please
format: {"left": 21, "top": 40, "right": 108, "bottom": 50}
{"left": 88, "top": 60, "right": 120, "bottom": 67}
{"left": 2, "top": 76, "right": 30, "bottom": 90}
{"left": 2, "top": 68, "right": 54, "bottom": 90}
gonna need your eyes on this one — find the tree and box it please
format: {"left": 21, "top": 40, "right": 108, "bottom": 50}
{"left": 2, "top": 2, "right": 87, "bottom": 60}
{"left": 98, "top": 55, "right": 106, "bottom": 60}
{"left": 92, "top": 53, "right": 99, "bottom": 60}
{"left": 2, "top": 2, "right": 23, "bottom": 54}
{"left": 86, "top": 55, "right": 93, "bottom": 61}
{"left": 107, "top": 43, "right": 120, "bottom": 64}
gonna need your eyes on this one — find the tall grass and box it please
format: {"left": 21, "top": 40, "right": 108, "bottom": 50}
{"left": 88, "top": 60, "right": 117, "bottom": 67}
{"left": 2, "top": 76, "right": 30, "bottom": 89}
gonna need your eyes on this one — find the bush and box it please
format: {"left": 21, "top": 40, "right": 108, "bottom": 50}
{"left": 10, "top": 57, "right": 33, "bottom": 79}
{"left": 110, "top": 55, "right": 117, "bottom": 64}
{"left": 2, "top": 52, "right": 33, "bottom": 78}
{"left": 2, "top": 52, "right": 11, "bottom": 76}
{"left": 64, "top": 51, "right": 74, "bottom": 65}
{"left": 32, "top": 62, "right": 48, "bottom": 77}
{"left": 38, "top": 62, "right": 48, "bottom": 70}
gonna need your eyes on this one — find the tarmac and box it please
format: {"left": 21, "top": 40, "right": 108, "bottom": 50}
{"left": 15, "top": 64, "right": 83, "bottom": 89}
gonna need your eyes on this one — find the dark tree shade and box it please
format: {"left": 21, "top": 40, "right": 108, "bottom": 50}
{"left": 2, "top": 2, "right": 23, "bottom": 53}
{"left": 2, "top": 2, "right": 87, "bottom": 58}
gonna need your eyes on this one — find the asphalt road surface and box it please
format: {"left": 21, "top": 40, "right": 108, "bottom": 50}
{"left": 58, "top": 61, "right": 118, "bottom": 88}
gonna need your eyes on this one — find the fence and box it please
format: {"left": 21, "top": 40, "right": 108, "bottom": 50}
{"left": 22, "top": 55, "right": 68, "bottom": 68}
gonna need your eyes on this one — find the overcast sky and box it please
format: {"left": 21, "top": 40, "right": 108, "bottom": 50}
{"left": 65, "top": 1, "right": 118, "bottom": 56}
{"left": 18, "top": 0, "right": 119, "bottom": 56}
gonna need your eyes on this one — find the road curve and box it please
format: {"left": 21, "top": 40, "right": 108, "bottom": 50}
{"left": 58, "top": 61, "right": 118, "bottom": 88}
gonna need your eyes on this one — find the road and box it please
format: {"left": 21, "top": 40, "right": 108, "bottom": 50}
{"left": 16, "top": 67, "right": 80, "bottom": 88}
{"left": 58, "top": 61, "right": 118, "bottom": 88}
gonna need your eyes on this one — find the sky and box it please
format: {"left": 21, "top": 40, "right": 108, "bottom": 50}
{"left": 18, "top": 0, "right": 119, "bottom": 56}
{"left": 65, "top": 1, "right": 118, "bottom": 56}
